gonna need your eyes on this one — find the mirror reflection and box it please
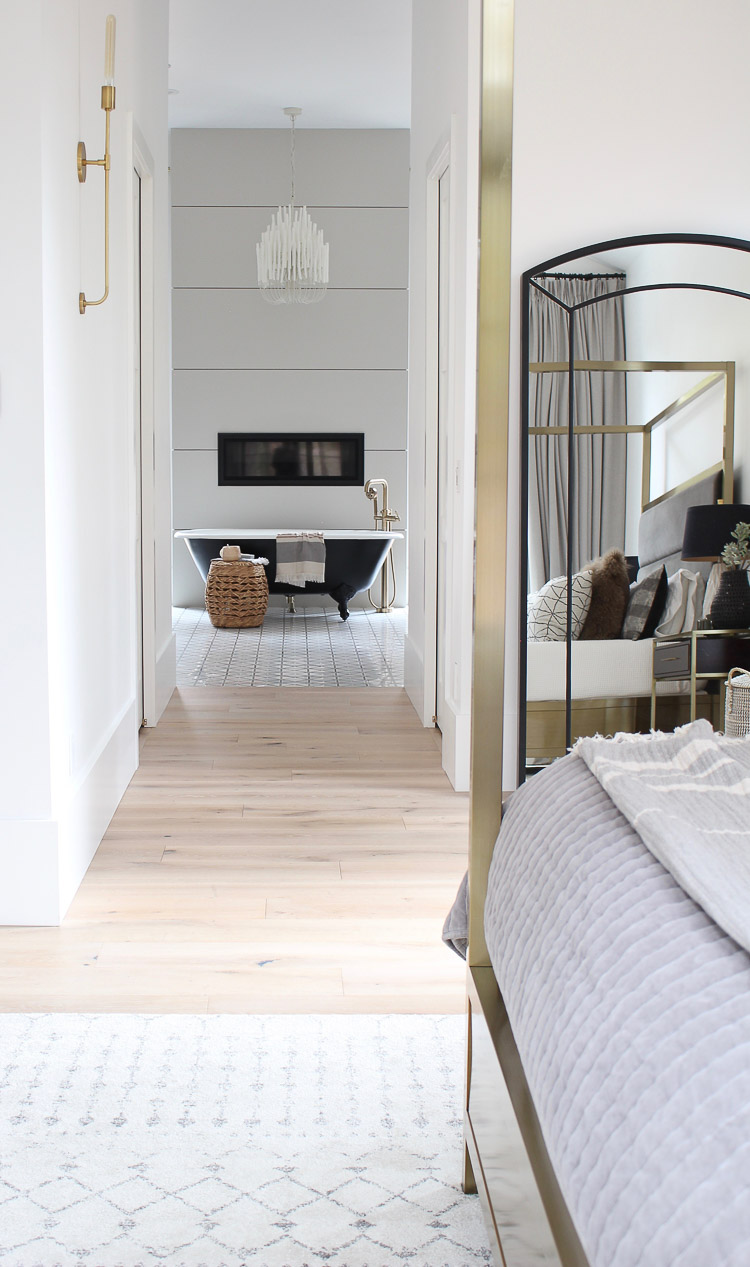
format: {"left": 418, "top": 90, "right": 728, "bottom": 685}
{"left": 522, "top": 239, "right": 750, "bottom": 778}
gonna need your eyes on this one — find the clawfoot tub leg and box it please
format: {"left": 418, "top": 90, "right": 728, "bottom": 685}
{"left": 329, "top": 583, "right": 356, "bottom": 621}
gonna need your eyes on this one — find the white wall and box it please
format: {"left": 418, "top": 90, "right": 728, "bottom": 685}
{"left": 170, "top": 129, "right": 409, "bottom": 609}
{"left": 407, "top": 0, "right": 481, "bottom": 790}
{"left": 507, "top": 0, "right": 750, "bottom": 787}
{"left": 0, "top": 0, "right": 172, "bottom": 924}
{"left": 0, "top": 1, "right": 59, "bottom": 916}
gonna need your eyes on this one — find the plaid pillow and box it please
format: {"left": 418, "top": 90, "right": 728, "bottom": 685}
{"left": 621, "top": 566, "right": 668, "bottom": 640}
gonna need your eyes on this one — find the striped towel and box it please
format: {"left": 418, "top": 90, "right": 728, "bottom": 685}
{"left": 275, "top": 533, "right": 326, "bottom": 587}
{"left": 576, "top": 719, "right": 750, "bottom": 952}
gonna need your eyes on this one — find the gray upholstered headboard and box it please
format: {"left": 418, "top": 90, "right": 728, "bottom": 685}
{"left": 637, "top": 471, "right": 722, "bottom": 580}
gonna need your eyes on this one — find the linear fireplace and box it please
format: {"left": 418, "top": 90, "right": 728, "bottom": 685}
{"left": 218, "top": 432, "right": 365, "bottom": 487}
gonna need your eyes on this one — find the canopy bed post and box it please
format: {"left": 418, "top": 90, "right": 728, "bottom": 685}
{"left": 518, "top": 271, "right": 531, "bottom": 804}
{"left": 467, "top": 0, "right": 514, "bottom": 973}
{"left": 565, "top": 308, "right": 575, "bottom": 753}
{"left": 464, "top": 0, "right": 514, "bottom": 1204}
{"left": 724, "top": 360, "right": 736, "bottom": 503}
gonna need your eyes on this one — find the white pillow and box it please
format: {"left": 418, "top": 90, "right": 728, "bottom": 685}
{"left": 527, "top": 571, "right": 592, "bottom": 642}
{"left": 653, "top": 568, "right": 706, "bottom": 637}
{"left": 702, "top": 562, "right": 722, "bottom": 618}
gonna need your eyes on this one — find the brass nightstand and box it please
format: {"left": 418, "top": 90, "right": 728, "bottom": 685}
{"left": 651, "top": 628, "right": 750, "bottom": 728}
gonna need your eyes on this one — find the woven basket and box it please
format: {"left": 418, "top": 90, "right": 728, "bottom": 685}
{"left": 205, "top": 559, "right": 269, "bottom": 628}
{"left": 724, "top": 666, "right": 750, "bottom": 737}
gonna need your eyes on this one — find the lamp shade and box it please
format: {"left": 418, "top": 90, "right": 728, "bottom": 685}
{"left": 682, "top": 503, "right": 750, "bottom": 561}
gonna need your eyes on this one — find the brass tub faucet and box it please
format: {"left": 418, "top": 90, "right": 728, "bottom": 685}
{"left": 364, "top": 479, "right": 400, "bottom": 611}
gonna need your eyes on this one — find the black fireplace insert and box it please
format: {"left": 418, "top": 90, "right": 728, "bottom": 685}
{"left": 218, "top": 433, "right": 365, "bottom": 486}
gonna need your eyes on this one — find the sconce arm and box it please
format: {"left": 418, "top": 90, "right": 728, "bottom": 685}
{"left": 78, "top": 87, "right": 115, "bottom": 314}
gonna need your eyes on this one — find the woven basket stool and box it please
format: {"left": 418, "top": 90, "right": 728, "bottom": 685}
{"left": 725, "top": 667, "right": 750, "bottom": 737}
{"left": 205, "top": 558, "right": 269, "bottom": 628}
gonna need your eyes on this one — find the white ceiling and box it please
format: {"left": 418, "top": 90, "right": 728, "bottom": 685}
{"left": 168, "top": 0, "right": 412, "bottom": 130}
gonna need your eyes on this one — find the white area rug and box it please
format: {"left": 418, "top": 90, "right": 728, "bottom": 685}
{"left": 0, "top": 1014, "right": 489, "bottom": 1267}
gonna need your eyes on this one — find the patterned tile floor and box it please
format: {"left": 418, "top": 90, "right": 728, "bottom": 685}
{"left": 174, "top": 603, "right": 406, "bottom": 688}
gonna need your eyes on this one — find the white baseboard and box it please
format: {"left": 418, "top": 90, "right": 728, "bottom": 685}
{"left": 57, "top": 699, "right": 140, "bottom": 919}
{"left": 404, "top": 634, "right": 470, "bottom": 789}
{"left": 0, "top": 700, "right": 140, "bottom": 926}
{"left": 439, "top": 699, "right": 472, "bottom": 792}
{"left": 404, "top": 634, "right": 428, "bottom": 722}
{"left": 0, "top": 821, "right": 61, "bottom": 925}
{"left": 154, "top": 632, "right": 176, "bottom": 723}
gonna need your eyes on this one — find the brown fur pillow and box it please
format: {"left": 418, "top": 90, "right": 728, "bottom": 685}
{"left": 579, "top": 548, "right": 631, "bottom": 640}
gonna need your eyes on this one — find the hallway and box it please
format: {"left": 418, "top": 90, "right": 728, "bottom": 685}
{"left": 0, "top": 689, "right": 468, "bottom": 1013}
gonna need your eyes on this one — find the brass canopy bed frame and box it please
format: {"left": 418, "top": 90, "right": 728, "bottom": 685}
{"left": 465, "top": 33, "right": 750, "bottom": 1252}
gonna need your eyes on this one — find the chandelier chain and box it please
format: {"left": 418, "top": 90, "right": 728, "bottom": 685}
{"left": 289, "top": 114, "right": 296, "bottom": 206}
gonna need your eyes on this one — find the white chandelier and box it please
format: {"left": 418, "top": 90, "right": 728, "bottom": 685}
{"left": 256, "top": 107, "right": 329, "bottom": 305}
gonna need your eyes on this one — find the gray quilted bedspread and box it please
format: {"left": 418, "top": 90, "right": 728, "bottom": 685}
{"left": 484, "top": 751, "right": 750, "bottom": 1267}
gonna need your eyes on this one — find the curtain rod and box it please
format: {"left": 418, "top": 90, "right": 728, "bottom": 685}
{"left": 535, "top": 271, "right": 626, "bottom": 280}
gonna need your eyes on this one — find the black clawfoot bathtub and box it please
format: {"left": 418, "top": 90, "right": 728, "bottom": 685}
{"left": 175, "top": 529, "right": 402, "bottom": 620}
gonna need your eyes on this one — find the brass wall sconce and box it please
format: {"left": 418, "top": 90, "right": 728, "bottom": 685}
{"left": 78, "top": 15, "right": 116, "bottom": 314}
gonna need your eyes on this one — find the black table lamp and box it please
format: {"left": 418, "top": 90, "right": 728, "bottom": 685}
{"left": 681, "top": 504, "right": 750, "bottom": 561}
{"left": 682, "top": 503, "right": 750, "bottom": 628}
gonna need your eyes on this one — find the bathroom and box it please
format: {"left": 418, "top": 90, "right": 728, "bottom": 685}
{"left": 170, "top": 124, "right": 409, "bottom": 690}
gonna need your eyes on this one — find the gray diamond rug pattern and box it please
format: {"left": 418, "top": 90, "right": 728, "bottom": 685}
{"left": 0, "top": 1014, "right": 490, "bottom": 1267}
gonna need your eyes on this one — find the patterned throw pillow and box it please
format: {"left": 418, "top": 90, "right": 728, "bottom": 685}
{"left": 527, "top": 571, "right": 593, "bottom": 642}
{"left": 621, "top": 566, "right": 668, "bottom": 640}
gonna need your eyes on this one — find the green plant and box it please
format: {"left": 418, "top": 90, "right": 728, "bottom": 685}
{"left": 720, "top": 521, "right": 750, "bottom": 570}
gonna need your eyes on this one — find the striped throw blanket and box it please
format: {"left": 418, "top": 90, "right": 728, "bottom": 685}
{"left": 275, "top": 532, "right": 326, "bottom": 587}
{"left": 576, "top": 720, "right": 750, "bottom": 953}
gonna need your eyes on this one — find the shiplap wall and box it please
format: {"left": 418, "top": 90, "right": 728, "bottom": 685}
{"left": 171, "top": 128, "right": 409, "bottom": 607}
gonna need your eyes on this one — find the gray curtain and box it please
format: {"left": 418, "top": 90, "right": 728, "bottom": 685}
{"left": 528, "top": 275, "right": 627, "bottom": 592}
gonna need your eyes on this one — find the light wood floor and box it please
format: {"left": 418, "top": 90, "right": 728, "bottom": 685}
{"left": 0, "top": 688, "right": 469, "bottom": 1013}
